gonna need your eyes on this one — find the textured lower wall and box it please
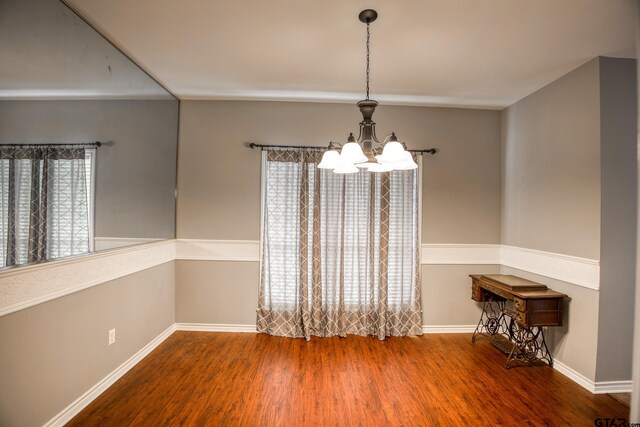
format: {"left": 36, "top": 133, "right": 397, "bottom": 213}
{"left": 176, "top": 260, "right": 259, "bottom": 325}
{"left": 421, "top": 264, "right": 499, "bottom": 326}
{"left": 500, "top": 265, "right": 600, "bottom": 382}
{"left": 175, "top": 260, "right": 499, "bottom": 327}
{"left": 0, "top": 262, "right": 175, "bottom": 427}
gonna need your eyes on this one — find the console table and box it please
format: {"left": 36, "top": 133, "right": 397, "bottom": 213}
{"left": 470, "top": 274, "right": 567, "bottom": 368}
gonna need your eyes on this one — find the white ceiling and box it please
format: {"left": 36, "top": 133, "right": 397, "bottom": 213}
{"left": 64, "top": 0, "right": 636, "bottom": 109}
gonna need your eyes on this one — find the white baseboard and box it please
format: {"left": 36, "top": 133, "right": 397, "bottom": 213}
{"left": 552, "top": 359, "right": 632, "bottom": 394}
{"left": 44, "top": 324, "right": 176, "bottom": 427}
{"left": 176, "top": 323, "right": 476, "bottom": 335}
{"left": 175, "top": 322, "right": 257, "bottom": 333}
{"left": 422, "top": 325, "right": 476, "bottom": 333}
{"left": 593, "top": 380, "right": 633, "bottom": 394}
{"left": 553, "top": 359, "right": 596, "bottom": 392}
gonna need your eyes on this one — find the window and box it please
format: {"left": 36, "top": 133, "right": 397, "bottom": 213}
{"left": 0, "top": 147, "right": 95, "bottom": 267}
{"left": 258, "top": 150, "right": 422, "bottom": 339}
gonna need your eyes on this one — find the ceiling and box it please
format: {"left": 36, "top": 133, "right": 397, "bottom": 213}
{"left": 64, "top": 0, "right": 636, "bottom": 109}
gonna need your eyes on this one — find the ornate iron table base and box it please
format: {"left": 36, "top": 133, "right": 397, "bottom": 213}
{"left": 472, "top": 300, "right": 553, "bottom": 369}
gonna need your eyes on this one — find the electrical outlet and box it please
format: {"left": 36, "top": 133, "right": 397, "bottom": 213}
{"left": 108, "top": 328, "right": 116, "bottom": 345}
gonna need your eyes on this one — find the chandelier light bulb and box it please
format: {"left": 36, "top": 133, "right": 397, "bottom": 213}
{"left": 340, "top": 142, "right": 368, "bottom": 164}
{"left": 368, "top": 162, "right": 393, "bottom": 173}
{"left": 390, "top": 151, "right": 419, "bottom": 170}
{"left": 356, "top": 163, "right": 372, "bottom": 169}
{"left": 378, "top": 141, "right": 406, "bottom": 163}
{"left": 318, "top": 150, "right": 340, "bottom": 169}
{"left": 333, "top": 157, "right": 359, "bottom": 174}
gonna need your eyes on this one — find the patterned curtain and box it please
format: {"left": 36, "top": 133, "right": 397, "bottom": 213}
{"left": 0, "top": 146, "right": 91, "bottom": 267}
{"left": 257, "top": 149, "right": 422, "bottom": 340}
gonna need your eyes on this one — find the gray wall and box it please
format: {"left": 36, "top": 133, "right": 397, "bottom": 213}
{"left": 177, "top": 101, "right": 502, "bottom": 243}
{"left": 175, "top": 261, "right": 499, "bottom": 326}
{"left": 501, "top": 57, "right": 638, "bottom": 383}
{"left": 175, "top": 100, "right": 503, "bottom": 326}
{"left": 632, "top": 6, "right": 640, "bottom": 420}
{"left": 0, "top": 99, "right": 178, "bottom": 239}
{"left": 596, "top": 57, "right": 637, "bottom": 382}
{"left": 501, "top": 58, "right": 601, "bottom": 260}
{"left": 176, "top": 260, "right": 260, "bottom": 325}
{"left": 0, "top": 261, "right": 175, "bottom": 427}
{"left": 501, "top": 59, "right": 602, "bottom": 380}
{"left": 420, "top": 264, "right": 499, "bottom": 326}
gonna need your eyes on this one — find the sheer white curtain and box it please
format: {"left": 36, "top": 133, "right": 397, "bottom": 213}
{"left": 257, "top": 149, "right": 422, "bottom": 340}
{"left": 0, "top": 146, "right": 94, "bottom": 267}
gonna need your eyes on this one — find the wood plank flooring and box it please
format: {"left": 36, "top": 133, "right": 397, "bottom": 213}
{"left": 68, "top": 332, "right": 629, "bottom": 426}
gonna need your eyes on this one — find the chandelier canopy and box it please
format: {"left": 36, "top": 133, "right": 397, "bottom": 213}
{"left": 318, "top": 9, "right": 417, "bottom": 174}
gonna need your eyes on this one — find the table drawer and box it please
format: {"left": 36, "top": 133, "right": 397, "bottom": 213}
{"left": 471, "top": 283, "right": 485, "bottom": 302}
{"left": 529, "top": 310, "right": 562, "bottom": 327}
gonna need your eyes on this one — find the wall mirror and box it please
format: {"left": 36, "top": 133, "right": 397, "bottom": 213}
{"left": 0, "top": 0, "right": 179, "bottom": 268}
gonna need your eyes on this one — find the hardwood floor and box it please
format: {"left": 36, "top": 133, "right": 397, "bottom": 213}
{"left": 68, "top": 332, "right": 629, "bottom": 426}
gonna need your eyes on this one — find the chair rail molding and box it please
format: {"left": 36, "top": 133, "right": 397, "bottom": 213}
{"left": 0, "top": 239, "right": 600, "bottom": 318}
{"left": 94, "top": 237, "right": 165, "bottom": 251}
{"left": 175, "top": 239, "right": 260, "bottom": 261}
{"left": 500, "top": 245, "right": 600, "bottom": 290}
{"left": 420, "top": 244, "right": 501, "bottom": 265}
{"left": 0, "top": 240, "right": 175, "bottom": 317}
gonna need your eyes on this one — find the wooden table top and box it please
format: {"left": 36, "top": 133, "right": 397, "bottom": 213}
{"left": 470, "top": 274, "right": 567, "bottom": 299}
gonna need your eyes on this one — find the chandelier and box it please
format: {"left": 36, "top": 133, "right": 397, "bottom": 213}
{"left": 318, "top": 9, "right": 417, "bottom": 174}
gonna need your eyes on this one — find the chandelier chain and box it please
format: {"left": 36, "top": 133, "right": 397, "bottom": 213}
{"left": 312, "top": 10, "right": 428, "bottom": 173}
{"left": 366, "top": 21, "right": 370, "bottom": 100}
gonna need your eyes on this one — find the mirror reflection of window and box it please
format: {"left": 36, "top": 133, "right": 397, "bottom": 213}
{"left": 0, "top": 0, "right": 178, "bottom": 268}
{"left": 0, "top": 145, "right": 96, "bottom": 267}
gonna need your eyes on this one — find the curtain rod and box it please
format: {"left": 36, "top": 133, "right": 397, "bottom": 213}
{"left": 248, "top": 143, "right": 437, "bottom": 155}
{"left": 0, "top": 142, "right": 102, "bottom": 148}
